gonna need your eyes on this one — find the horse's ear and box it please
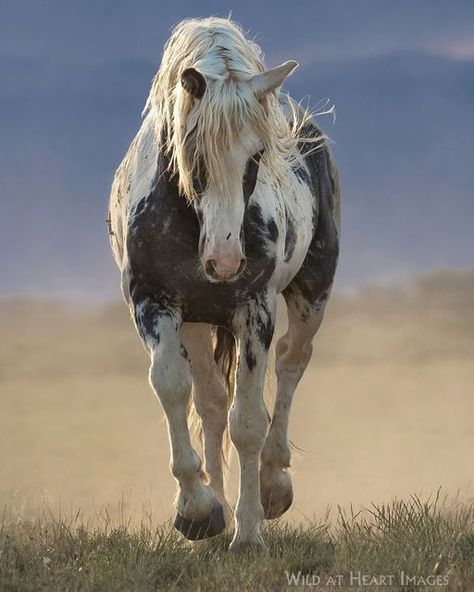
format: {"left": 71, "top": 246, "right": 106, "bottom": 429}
{"left": 250, "top": 60, "right": 299, "bottom": 99}
{"left": 181, "top": 68, "right": 206, "bottom": 99}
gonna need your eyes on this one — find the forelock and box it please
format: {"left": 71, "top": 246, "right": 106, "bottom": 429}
{"left": 145, "top": 17, "right": 316, "bottom": 201}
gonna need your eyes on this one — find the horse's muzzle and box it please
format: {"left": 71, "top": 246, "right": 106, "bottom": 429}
{"left": 204, "top": 257, "right": 247, "bottom": 282}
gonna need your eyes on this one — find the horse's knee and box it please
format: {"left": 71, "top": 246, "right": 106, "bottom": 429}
{"left": 229, "top": 400, "right": 268, "bottom": 453}
{"left": 276, "top": 340, "right": 313, "bottom": 382}
{"left": 149, "top": 344, "right": 191, "bottom": 406}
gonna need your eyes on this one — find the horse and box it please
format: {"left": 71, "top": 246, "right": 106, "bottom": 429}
{"left": 108, "top": 17, "right": 340, "bottom": 551}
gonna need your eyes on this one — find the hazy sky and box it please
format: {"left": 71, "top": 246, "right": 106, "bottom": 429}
{"left": 1, "top": 1, "right": 473, "bottom": 300}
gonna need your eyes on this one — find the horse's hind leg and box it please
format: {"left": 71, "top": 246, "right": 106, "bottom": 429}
{"left": 133, "top": 297, "right": 225, "bottom": 540}
{"left": 260, "top": 289, "right": 329, "bottom": 519}
{"left": 181, "top": 323, "right": 232, "bottom": 523}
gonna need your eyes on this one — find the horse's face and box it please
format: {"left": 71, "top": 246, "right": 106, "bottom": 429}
{"left": 191, "top": 127, "right": 263, "bottom": 283}
{"left": 180, "top": 61, "right": 297, "bottom": 283}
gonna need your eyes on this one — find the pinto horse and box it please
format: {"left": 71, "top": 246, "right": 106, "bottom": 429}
{"left": 108, "top": 17, "right": 339, "bottom": 551}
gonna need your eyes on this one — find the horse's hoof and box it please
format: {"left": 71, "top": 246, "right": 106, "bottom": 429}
{"left": 229, "top": 538, "right": 267, "bottom": 555}
{"left": 261, "top": 480, "right": 293, "bottom": 520}
{"left": 174, "top": 500, "right": 225, "bottom": 540}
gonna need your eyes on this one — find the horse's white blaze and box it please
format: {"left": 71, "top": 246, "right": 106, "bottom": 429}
{"left": 199, "top": 190, "right": 246, "bottom": 279}
{"left": 195, "top": 124, "right": 263, "bottom": 280}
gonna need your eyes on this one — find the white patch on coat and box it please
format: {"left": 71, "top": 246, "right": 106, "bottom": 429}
{"left": 250, "top": 162, "right": 314, "bottom": 293}
{"left": 108, "top": 111, "right": 158, "bottom": 269}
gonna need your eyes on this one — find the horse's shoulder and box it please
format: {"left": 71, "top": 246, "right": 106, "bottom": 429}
{"left": 116, "top": 114, "right": 161, "bottom": 212}
{"left": 108, "top": 113, "right": 162, "bottom": 266}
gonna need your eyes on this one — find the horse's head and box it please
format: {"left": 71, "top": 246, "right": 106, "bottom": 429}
{"left": 179, "top": 61, "right": 298, "bottom": 283}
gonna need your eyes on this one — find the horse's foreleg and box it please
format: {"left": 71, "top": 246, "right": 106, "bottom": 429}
{"left": 133, "top": 299, "right": 225, "bottom": 540}
{"left": 260, "top": 292, "right": 327, "bottom": 519}
{"left": 228, "top": 292, "right": 276, "bottom": 551}
{"left": 181, "top": 323, "right": 232, "bottom": 522}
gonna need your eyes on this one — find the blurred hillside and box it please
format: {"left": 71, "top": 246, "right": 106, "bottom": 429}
{"left": 1, "top": 268, "right": 473, "bottom": 382}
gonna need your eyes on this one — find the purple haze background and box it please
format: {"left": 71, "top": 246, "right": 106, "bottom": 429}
{"left": 1, "top": 0, "right": 473, "bottom": 301}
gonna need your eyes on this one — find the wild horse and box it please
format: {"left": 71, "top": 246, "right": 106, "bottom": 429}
{"left": 108, "top": 17, "right": 340, "bottom": 551}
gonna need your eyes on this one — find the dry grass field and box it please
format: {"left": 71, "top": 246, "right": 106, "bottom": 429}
{"left": 0, "top": 268, "right": 473, "bottom": 589}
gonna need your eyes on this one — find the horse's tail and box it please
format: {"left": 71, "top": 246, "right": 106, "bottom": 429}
{"left": 213, "top": 326, "right": 237, "bottom": 467}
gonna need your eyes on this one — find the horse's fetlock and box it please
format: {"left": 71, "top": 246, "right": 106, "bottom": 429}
{"left": 171, "top": 450, "right": 201, "bottom": 482}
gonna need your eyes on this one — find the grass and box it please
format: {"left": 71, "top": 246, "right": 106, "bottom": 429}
{"left": 1, "top": 495, "right": 473, "bottom": 591}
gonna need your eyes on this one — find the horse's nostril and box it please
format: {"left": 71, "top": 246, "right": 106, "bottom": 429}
{"left": 238, "top": 258, "right": 247, "bottom": 275}
{"left": 205, "top": 259, "right": 216, "bottom": 275}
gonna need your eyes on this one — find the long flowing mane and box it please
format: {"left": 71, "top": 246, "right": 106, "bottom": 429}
{"left": 143, "top": 17, "right": 313, "bottom": 200}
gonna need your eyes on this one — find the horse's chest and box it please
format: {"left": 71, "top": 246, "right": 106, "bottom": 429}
{"left": 126, "top": 191, "right": 279, "bottom": 325}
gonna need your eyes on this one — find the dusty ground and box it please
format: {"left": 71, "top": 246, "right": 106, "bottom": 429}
{"left": 1, "top": 269, "right": 473, "bottom": 523}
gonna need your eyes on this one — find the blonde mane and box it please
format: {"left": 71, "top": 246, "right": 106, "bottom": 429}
{"left": 144, "top": 17, "right": 315, "bottom": 201}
